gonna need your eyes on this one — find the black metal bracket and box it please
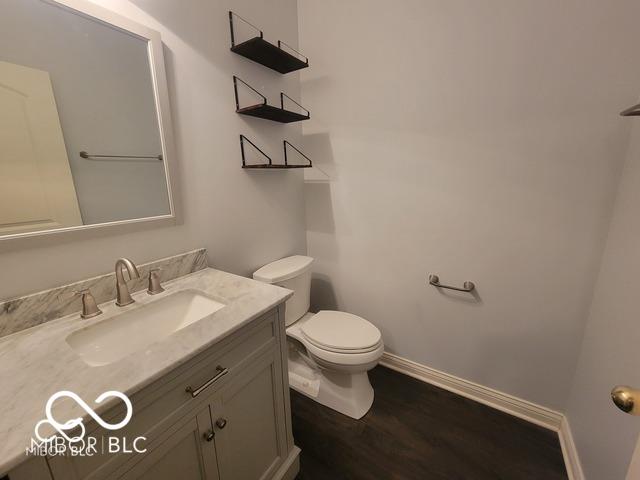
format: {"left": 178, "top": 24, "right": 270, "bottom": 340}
{"left": 228, "top": 11, "right": 263, "bottom": 47}
{"left": 277, "top": 40, "right": 309, "bottom": 65}
{"left": 280, "top": 92, "right": 310, "bottom": 118}
{"left": 283, "top": 140, "right": 312, "bottom": 167}
{"left": 233, "top": 76, "right": 267, "bottom": 110}
{"left": 240, "top": 134, "right": 272, "bottom": 167}
{"left": 239, "top": 135, "right": 312, "bottom": 169}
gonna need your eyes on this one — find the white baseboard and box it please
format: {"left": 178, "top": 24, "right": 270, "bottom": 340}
{"left": 379, "top": 352, "right": 563, "bottom": 429}
{"left": 379, "top": 352, "right": 583, "bottom": 480}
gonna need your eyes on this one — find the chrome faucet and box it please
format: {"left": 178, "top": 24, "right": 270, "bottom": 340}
{"left": 115, "top": 258, "right": 140, "bottom": 306}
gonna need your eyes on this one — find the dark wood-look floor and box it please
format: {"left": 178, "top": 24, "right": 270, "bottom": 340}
{"left": 292, "top": 366, "right": 568, "bottom": 480}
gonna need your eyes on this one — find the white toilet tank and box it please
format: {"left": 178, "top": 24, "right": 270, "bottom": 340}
{"left": 253, "top": 255, "right": 314, "bottom": 327}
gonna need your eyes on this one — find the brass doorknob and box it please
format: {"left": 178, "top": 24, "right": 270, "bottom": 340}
{"left": 611, "top": 385, "right": 640, "bottom": 415}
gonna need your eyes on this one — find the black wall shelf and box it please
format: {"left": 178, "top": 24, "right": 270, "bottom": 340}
{"left": 237, "top": 103, "right": 308, "bottom": 123}
{"left": 229, "top": 12, "right": 309, "bottom": 74}
{"left": 240, "top": 135, "right": 312, "bottom": 169}
{"left": 234, "top": 76, "right": 309, "bottom": 123}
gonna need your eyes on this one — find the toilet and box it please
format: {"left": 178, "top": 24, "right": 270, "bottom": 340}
{"left": 253, "top": 255, "right": 383, "bottom": 419}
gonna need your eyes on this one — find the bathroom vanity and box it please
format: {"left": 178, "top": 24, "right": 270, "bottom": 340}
{"left": 0, "top": 264, "right": 299, "bottom": 480}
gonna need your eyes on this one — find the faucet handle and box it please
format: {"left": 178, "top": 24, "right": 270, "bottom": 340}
{"left": 74, "top": 289, "right": 103, "bottom": 319}
{"left": 147, "top": 268, "right": 165, "bottom": 295}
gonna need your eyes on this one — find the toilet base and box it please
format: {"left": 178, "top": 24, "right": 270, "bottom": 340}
{"left": 288, "top": 351, "right": 374, "bottom": 419}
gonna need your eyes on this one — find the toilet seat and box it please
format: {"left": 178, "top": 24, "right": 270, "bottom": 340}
{"left": 302, "top": 336, "right": 385, "bottom": 367}
{"left": 304, "top": 340, "right": 383, "bottom": 355}
{"left": 287, "top": 311, "right": 384, "bottom": 367}
{"left": 301, "top": 311, "right": 382, "bottom": 353}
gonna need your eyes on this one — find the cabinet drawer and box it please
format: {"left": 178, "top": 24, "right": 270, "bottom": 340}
{"left": 48, "top": 309, "right": 278, "bottom": 480}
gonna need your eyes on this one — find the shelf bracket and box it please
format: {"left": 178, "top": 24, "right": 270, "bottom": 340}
{"left": 283, "top": 140, "right": 312, "bottom": 167}
{"left": 277, "top": 40, "right": 309, "bottom": 66}
{"left": 280, "top": 92, "right": 310, "bottom": 118}
{"left": 239, "top": 134, "right": 272, "bottom": 167}
{"left": 233, "top": 76, "right": 267, "bottom": 110}
{"left": 228, "top": 11, "right": 263, "bottom": 48}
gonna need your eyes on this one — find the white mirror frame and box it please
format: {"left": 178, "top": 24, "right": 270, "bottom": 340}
{"left": 1, "top": 0, "right": 178, "bottom": 242}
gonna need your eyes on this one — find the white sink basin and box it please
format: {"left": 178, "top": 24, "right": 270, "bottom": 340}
{"left": 66, "top": 289, "right": 225, "bottom": 367}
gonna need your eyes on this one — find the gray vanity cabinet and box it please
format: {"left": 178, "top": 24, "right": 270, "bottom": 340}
{"left": 119, "top": 348, "right": 286, "bottom": 480}
{"left": 119, "top": 407, "right": 219, "bottom": 480}
{"left": 213, "top": 349, "right": 287, "bottom": 480}
{"left": 34, "top": 306, "right": 298, "bottom": 480}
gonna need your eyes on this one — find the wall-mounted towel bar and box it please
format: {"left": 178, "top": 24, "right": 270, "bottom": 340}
{"left": 620, "top": 103, "right": 640, "bottom": 116}
{"left": 80, "top": 151, "right": 163, "bottom": 161}
{"left": 428, "top": 274, "right": 475, "bottom": 292}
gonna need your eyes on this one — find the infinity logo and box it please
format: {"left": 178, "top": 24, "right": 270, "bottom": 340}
{"left": 34, "top": 390, "right": 133, "bottom": 444}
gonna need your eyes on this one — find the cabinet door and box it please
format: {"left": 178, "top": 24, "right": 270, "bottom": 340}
{"left": 213, "top": 350, "right": 287, "bottom": 480}
{"left": 6, "top": 457, "right": 53, "bottom": 480}
{"left": 118, "top": 407, "right": 219, "bottom": 480}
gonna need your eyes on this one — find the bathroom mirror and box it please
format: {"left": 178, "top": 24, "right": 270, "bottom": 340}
{"left": 0, "top": 0, "right": 176, "bottom": 240}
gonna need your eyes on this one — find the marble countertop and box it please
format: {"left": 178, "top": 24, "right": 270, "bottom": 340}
{"left": 0, "top": 267, "right": 292, "bottom": 474}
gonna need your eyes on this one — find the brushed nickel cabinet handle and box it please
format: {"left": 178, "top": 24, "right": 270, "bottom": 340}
{"left": 185, "top": 366, "right": 229, "bottom": 398}
{"left": 215, "top": 418, "right": 227, "bottom": 429}
{"left": 204, "top": 430, "right": 215, "bottom": 442}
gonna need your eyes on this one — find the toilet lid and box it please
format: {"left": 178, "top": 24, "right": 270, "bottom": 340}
{"left": 301, "top": 311, "right": 381, "bottom": 352}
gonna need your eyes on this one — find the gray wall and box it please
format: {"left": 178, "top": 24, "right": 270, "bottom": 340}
{"left": 298, "top": 0, "right": 640, "bottom": 411}
{"left": 566, "top": 124, "right": 640, "bottom": 479}
{"left": 0, "top": 0, "right": 306, "bottom": 300}
{"left": 0, "top": 0, "right": 169, "bottom": 224}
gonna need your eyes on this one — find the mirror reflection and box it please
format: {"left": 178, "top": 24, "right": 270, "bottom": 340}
{"left": 0, "top": 0, "right": 171, "bottom": 238}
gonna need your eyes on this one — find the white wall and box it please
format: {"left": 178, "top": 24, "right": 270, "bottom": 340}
{"left": 0, "top": 0, "right": 306, "bottom": 301}
{"left": 566, "top": 123, "right": 640, "bottom": 479}
{"left": 1, "top": 0, "right": 168, "bottom": 224}
{"left": 298, "top": 0, "right": 640, "bottom": 410}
